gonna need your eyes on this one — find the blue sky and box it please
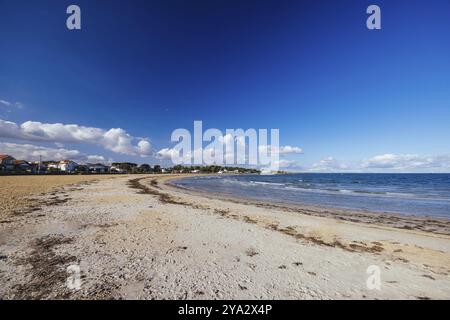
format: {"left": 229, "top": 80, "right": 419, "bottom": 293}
{"left": 1, "top": 0, "right": 449, "bottom": 172}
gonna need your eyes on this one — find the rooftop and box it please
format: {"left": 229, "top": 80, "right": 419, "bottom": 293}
{"left": 0, "top": 154, "right": 14, "bottom": 160}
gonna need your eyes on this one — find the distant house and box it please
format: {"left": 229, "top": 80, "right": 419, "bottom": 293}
{"left": 76, "top": 164, "right": 89, "bottom": 173}
{"left": 110, "top": 165, "right": 125, "bottom": 173}
{"left": 88, "top": 163, "right": 109, "bottom": 173}
{"left": 0, "top": 154, "right": 16, "bottom": 172}
{"left": 58, "top": 160, "right": 78, "bottom": 172}
{"left": 111, "top": 162, "right": 137, "bottom": 173}
{"left": 0, "top": 155, "right": 15, "bottom": 171}
{"left": 14, "top": 160, "right": 33, "bottom": 172}
{"left": 45, "top": 161, "right": 59, "bottom": 171}
{"left": 32, "top": 161, "right": 47, "bottom": 173}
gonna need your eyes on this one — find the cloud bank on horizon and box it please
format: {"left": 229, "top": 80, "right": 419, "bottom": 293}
{"left": 307, "top": 154, "right": 450, "bottom": 173}
{"left": 0, "top": 116, "right": 306, "bottom": 168}
{"left": 156, "top": 134, "right": 304, "bottom": 167}
{"left": 0, "top": 142, "right": 106, "bottom": 163}
{"left": 0, "top": 118, "right": 151, "bottom": 158}
{"left": 1, "top": 116, "right": 449, "bottom": 172}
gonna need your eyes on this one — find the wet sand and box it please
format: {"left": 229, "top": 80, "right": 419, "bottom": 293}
{"left": 167, "top": 178, "right": 450, "bottom": 236}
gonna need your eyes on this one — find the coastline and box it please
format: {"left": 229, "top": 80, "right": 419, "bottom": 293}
{"left": 166, "top": 175, "right": 450, "bottom": 236}
{"left": 1, "top": 174, "right": 449, "bottom": 299}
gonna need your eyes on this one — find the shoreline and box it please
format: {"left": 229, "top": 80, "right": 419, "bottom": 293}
{"left": 1, "top": 174, "right": 449, "bottom": 299}
{"left": 165, "top": 175, "right": 450, "bottom": 236}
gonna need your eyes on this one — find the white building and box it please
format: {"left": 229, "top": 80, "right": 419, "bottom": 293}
{"left": 58, "top": 160, "right": 78, "bottom": 172}
{"left": 110, "top": 165, "right": 125, "bottom": 173}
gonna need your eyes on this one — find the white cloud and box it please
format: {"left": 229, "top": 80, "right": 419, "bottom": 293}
{"left": 157, "top": 148, "right": 180, "bottom": 160}
{"left": 0, "top": 100, "right": 12, "bottom": 107}
{"left": 309, "top": 156, "right": 349, "bottom": 172}
{"left": 157, "top": 147, "right": 204, "bottom": 164}
{"left": 306, "top": 154, "right": 450, "bottom": 173}
{"left": 0, "top": 99, "right": 23, "bottom": 108}
{"left": 279, "top": 146, "right": 303, "bottom": 154}
{"left": 86, "top": 155, "right": 106, "bottom": 162}
{"left": 272, "top": 159, "right": 299, "bottom": 168}
{"left": 0, "top": 119, "right": 21, "bottom": 138}
{"left": 361, "top": 153, "right": 450, "bottom": 171}
{"left": 157, "top": 144, "right": 303, "bottom": 169}
{"left": 137, "top": 140, "right": 151, "bottom": 155}
{"left": 258, "top": 145, "right": 303, "bottom": 155}
{"left": 0, "top": 118, "right": 151, "bottom": 157}
{"left": 0, "top": 142, "right": 104, "bottom": 163}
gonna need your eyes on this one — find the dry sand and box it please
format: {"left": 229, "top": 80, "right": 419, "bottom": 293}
{"left": 0, "top": 174, "right": 449, "bottom": 299}
{"left": 0, "top": 175, "right": 120, "bottom": 219}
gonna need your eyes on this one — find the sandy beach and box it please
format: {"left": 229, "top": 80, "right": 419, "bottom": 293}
{"left": 0, "top": 175, "right": 120, "bottom": 220}
{"left": 0, "top": 174, "right": 449, "bottom": 299}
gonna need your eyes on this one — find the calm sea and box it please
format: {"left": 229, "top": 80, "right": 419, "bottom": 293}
{"left": 172, "top": 173, "right": 450, "bottom": 218}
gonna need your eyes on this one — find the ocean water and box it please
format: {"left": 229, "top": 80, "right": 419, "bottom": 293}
{"left": 172, "top": 173, "right": 450, "bottom": 218}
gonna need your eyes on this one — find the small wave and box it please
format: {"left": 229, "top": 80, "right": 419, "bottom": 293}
{"left": 352, "top": 190, "right": 387, "bottom": 195}
{"left": 251, "top": 181, "right": 286, "bottom": 186}
{"left": 180, "top": 175, "right": 450, "bottom": 202}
